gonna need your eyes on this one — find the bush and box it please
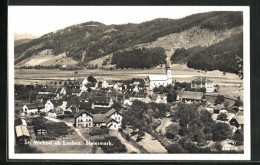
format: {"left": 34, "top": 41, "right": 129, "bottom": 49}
{"left": 96, "top": 136, "right": 127, "bottom": 153}
{"left": 167, "top": 143, "right": 185, "bottom": 153}
{"left": 89, "top": 128, "right": 109, "bottom": 136}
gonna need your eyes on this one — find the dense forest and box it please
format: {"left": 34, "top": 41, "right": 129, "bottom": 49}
{"left": 15, "top": 11, "right": 242, "bottom": 65}
{"left": 111, "top": 47, "right": 166, "bottom": 69}
{"left": 171, "top": 33, "right": 243, "bottom": 73}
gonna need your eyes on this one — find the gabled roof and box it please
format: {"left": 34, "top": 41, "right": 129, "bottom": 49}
{"left": 105, "top": 109, "right": 117, "bottom": 118}
{"left": 85, "top": 83, "right": 97, "bottom": 88}
{"left": 191, "top": 77, "right": 212, "bottom": 85}
{"left": 180, "top": 91, "right": 203, "bottom": 100}
{"left": 235, "top": 116, "right": 243, "bottom": 125}
{"left": 148, "top": 75, "right": 168, "bottom": 81}
{"left": 74, "top": 110, "right": 93, "bottom": 118}
{"left": 25, "top": 104, "right": 38, "bottom": 109}
{"left": 79, "top": 102, "right": 93, "bottom": 110}
{"left": 48, "top": 109, "right": 56, "bottom": 113}
{"left": 105, "top": 117, "right": 118, "bottom": 125}
{"left": 130, "top": 92, "right": 148, "bottom": 98}
{"left": 15, "top": 125, "right": 30, "bottom": 137}
{"left": 214, "top": 104, "right": 225, "bottom": 110}
{"left": 15, "top": 118, "right": 27, "bottom": 126}
{"left": 92, "top": 96, "right": 111, "bottom": 105}
{"left": 197, "top": 105, "right": 206, "bottom": 113}
{"left": 93, "top": 114, "right": 106, "bottom": 123}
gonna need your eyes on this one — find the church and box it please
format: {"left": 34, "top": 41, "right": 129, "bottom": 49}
{"left": 148, "top": 64, "right": 172, "bottom": 89}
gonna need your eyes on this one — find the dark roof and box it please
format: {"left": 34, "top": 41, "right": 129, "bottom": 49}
{"left": 93, "top": 114, "right": 106, "bottom": 123}
{"left": 72, "top": 89, "right": 81, "bottom": 93}
{"left": 74, "top": 110, "right": 93, "bottom": 118}
{"left": 191, "top": 77, "right": 212, "bottom": 85}
{"left": 85, "top": 83, "right": 97, "bottom": 88}
{"left": 130, "top": 92, "right": 147, "bottom": 98}
{"left": 92, "top": 96, "right": 111, "bottom": 105}
{"left": 52, "top": 100, "right": 63, "bottom": 107}
{"left": 26, "top": 104, "right": 38, "bottom": 109}
{"left": 79, "top": 102, "right": 93, "bottom": 110}
{"left": 48, "top": 109, "right": 56, "bottom": 113}
{"left": 105, "top": 109, "right": 117, "bottom": 118}
{"left": 180, "top": 91, "right": 203, "bottom": 100}
{"left": 15, "top": 118, "right": 24, "bottom": 126}
{"left": 105, "top": 117, "right": 118, "bottom": 125}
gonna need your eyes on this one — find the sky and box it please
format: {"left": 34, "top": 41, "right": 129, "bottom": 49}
{"left": 9, "top": 6, "right": 244, "bottom": 36}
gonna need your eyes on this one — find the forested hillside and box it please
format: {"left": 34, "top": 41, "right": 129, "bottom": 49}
{"left": 170, "top": 33, "right": 243, "bottom": 73}
{"left": 111, "top": 47, "right": 166, "bottom": 69}
{"left": 15, "top": 11, "right": 242, "bottom": 66}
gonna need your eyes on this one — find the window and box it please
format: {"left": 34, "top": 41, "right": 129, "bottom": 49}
{"left": 115, "top": 117, "right": 117, "bottom": 120}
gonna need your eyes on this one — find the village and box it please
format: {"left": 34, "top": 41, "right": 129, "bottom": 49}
{"left": 14, "top": 64, "right": 244, "bottom": 153}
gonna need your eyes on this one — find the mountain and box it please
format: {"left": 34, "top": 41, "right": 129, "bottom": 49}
{"left": 14, "top": 11, "right": 243, "bottom": 73}
{"left": 14, "top": 33, "right": 39, "bottom": 40}
{"left": 14, "top": 39, "right": 33, "bottom": 47}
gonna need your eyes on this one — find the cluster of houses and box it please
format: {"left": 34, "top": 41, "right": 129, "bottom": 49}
{"left": 196, "top": 103, "right": 244, "bottom": 140}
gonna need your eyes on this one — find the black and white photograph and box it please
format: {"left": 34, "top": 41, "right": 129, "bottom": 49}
{"left": 8, "top": 6, "right": 250, "bottom": 160}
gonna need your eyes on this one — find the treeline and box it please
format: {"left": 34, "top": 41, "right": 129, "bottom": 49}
{"left": 15, "top": 12, "right": 242, "bottom": 65}
{"left": 171, "top": 33, "right": 243, "bottom": 73}
{"left": 111, "top": 47, "right": 166, "bottom": 69}
{"left": 20, "top": 65, "right": 84, "bottom": 70}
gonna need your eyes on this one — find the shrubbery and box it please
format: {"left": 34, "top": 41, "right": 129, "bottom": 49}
{"left": 96, "top": 136, "right": 127, "bottom": 153}
{"left": 89, "top": 128, "right": 109, "bottom": 136}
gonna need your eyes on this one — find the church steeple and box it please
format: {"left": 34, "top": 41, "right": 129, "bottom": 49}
{"left": 165, "top": 63, "right": 171, "bottom": 79}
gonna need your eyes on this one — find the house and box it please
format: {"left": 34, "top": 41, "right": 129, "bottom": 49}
{"left": 148, "top": 64, "right": 172, "bottom": 89}
{"left": 177, "top": 91, "right": 204, "bottom": 103}
{"left": 72, "top": 89, "right": 82, "bottom": 96}
{"left": 113, "top": 82, "right": 123, "bottom": 91}
{"left": 214, "top": 104, "right": 225, "bottom": 114}
{"left": 130, "top": 92, "right": 151, "bottom": 103}
{"left": 74, "top": 109, "right": 123, "bottom": 130}
{"left": 15, "top": 125, "right": 30, "bottom": 144}
{"left": 15, "top": 118, "right": 27, "bottom": 126}
{"left": 74, "top": 110, "right": 94, "bottom": 128}
{"left": 151, "top": 94, "right": 167, "bottom": 104}
{"left": 23, "top": 104, "right": 38, "bottom": 115}
{"left": 47, "top": 109, "right": 63, "bottom": 118}
{"left": 229, "top": 116, "right": 244, "bottom": 129}
{"left": 56, "top": 87, "right": 66, "bottom": 96}
{"left": 85, "top": 82, "right": 98, "bottom": 90}
{"left": 102, "top": 80, "right": 114, "bottom": 88}
{"left": 191, "top": 77, "right": 214, "bottom": 93}
{"left": 92, "top": 96, "right": 113, "bottom": 109}
{"left": 42, "top": 100, "right": 54, "bottom": 113}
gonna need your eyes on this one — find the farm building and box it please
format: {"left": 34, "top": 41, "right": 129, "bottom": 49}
{"left": 151, "top": 94, "right": 167, "bottom": 104}
{"left": 191, "top": 77, "right": 214, "bottom": 93}
{"left": 15, "top": 125, "right": 30, "bottom": 144}
{"left": 23, "top": 104, "right": 38, "bottom": 115}
{"left": 74, "top": 109, "right": 123, "bottom": 130}
{"left": 92, "top": 96, "right": 113, "bottom": 109}
{"left": 177, "top": 91, "right": 204, "bottom": 103}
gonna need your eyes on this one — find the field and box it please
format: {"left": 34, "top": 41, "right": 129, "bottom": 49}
{"left": 15, "top": 64, "right": 243, "bottom": 84}
{"left": 14, "top": 64, "right": 243, "bottom": 99}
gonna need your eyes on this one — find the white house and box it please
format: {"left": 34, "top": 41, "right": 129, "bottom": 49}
{"left": 148, "top": 64, "right": 172, "bottom": 89}
{"left": 74, "top": 109, "right": 123, "bottom": 130}
{"left": 43, "top": 100, "right": 54, "bottom": 113}
{"left": 23, "top": 104, "right": 38, "bottom": 115}
{"left": 191, "top": 77, "right": 214, "bottom": 93}
{"left": 102, "top": 80, "right": 114, "bottom": 88}
{"left": 151, "top": 94, "right": 167, "bottom": 104}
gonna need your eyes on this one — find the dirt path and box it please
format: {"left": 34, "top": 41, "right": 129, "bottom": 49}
{"left": 110, "top": 130, "right": 141, "bottom": 153}
{"left": 156, "top": 118, "right": 172, "bottom": 135}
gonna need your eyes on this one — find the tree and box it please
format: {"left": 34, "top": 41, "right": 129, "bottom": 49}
{"left": 167, "top": 91, "right": 176, "bottom": 102}
{"left": 167, "top": 143, "right": 185, "bottom": 153}
{"left": 232, "top": 131, "right": 243, "bottom": 145}
{"left": 165, "top": 123, "right": 179, "bottom": 139}
{"left": 215, "top": 95, "right": 225, "bottom": 105}
{"left": 211, "top": 142, "right": 222, "bottom": 152}
{"left": 212, "top": 123, "right": 231, "bottom": 141}
{"left": 112, "top": 101, "right": 122, "bottom": 111}
{"left": 87, "top": 75, "right": 97, "bottom": 83}
{"left": 234, "top": 96, "right": 243, "bottom": 106}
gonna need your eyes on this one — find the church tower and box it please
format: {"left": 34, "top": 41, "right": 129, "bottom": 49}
{"left": 165, "top": 63, "right": 172, "bottom": 84}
